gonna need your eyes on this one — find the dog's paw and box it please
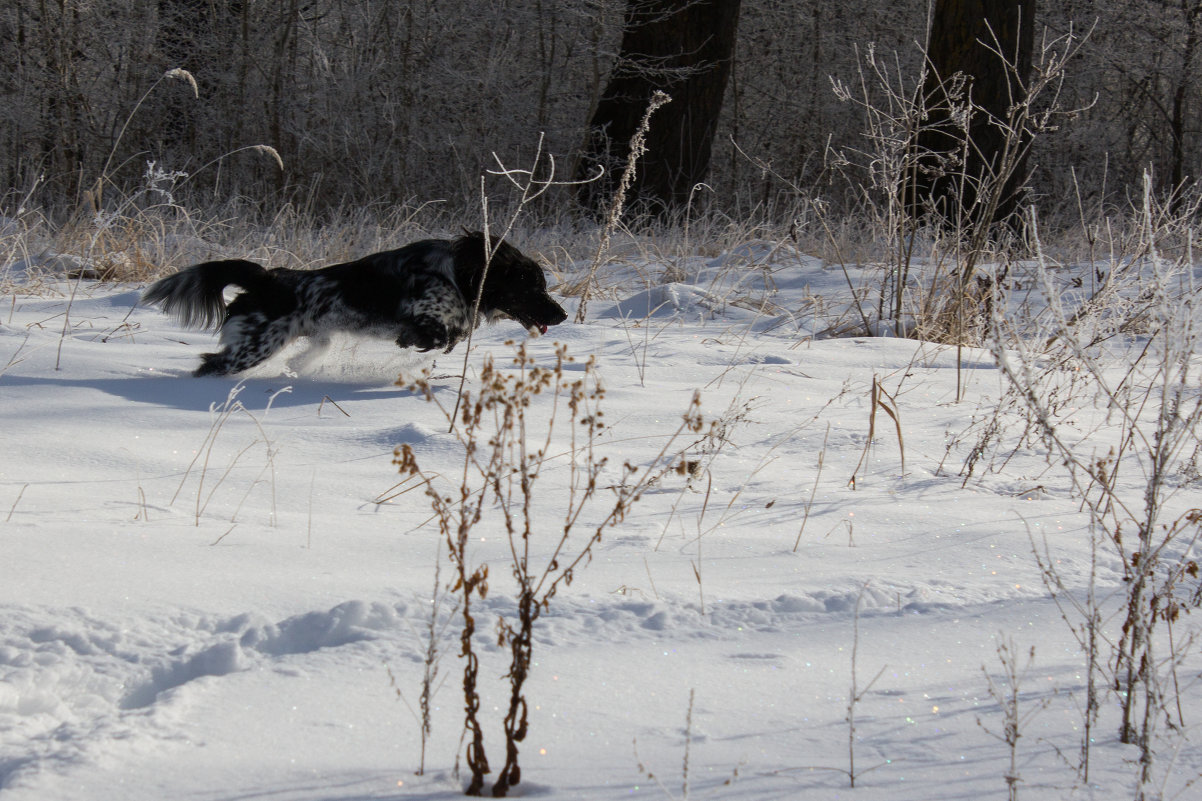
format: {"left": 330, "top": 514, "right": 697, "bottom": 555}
{"left": 414, "top": 334, "right": 445, "bottom": 353}
{"left": 414, "top": 318, "right": 458, "bottom": 352}
{"left": 399, "top": 328, "right": 446, "bottom": 353}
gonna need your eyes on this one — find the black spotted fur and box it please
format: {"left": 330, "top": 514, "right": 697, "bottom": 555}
{"left": 143, "top": 232, "right": 567, "bottom": 376}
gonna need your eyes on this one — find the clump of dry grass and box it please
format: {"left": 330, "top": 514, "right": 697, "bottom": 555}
{"left": 393, "top": 339, "right": 710, "bottom": 796}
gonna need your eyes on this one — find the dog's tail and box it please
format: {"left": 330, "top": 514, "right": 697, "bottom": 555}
{"left": 142, "top": 260, "right": 277, "bottom": 330}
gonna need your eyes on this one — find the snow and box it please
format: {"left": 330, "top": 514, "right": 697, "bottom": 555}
{"left": 2, "top": 243, "right": 1199, "bottom": 800}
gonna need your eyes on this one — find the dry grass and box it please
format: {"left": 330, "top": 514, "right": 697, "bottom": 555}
{"left": 2, "top": 181, "right": 1195, "bottom": 361}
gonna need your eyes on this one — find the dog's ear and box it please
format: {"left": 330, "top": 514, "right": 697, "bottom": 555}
{"left": 458, "top": 228, "right": 493, "bottom": 250}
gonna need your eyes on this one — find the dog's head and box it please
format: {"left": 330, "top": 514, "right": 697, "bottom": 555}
{"left": 453, "top": 232, "right": 568, "bottom": 335}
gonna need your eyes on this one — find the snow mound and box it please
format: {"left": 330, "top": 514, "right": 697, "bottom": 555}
{"left": 596, "top": 283, "right": 721, "bottom": 320}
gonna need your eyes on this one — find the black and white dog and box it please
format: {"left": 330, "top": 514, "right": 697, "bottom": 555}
{"left": 143, "top": 231, "right": 568, "bottom": 376}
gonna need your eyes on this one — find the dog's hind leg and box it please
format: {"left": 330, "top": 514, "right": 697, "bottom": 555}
{"left": 194, "top": 314, "right": 296, "bottom": 376}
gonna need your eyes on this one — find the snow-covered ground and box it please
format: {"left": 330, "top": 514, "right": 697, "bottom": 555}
{"left": 2, "top": 241, "right": 1199, "bottom": 800}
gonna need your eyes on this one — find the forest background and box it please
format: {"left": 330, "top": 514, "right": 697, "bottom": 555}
{"left": 2, "top": 0, "right": 1196, "bottom": 226}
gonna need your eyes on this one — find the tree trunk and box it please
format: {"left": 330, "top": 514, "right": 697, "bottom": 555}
{"left": 1170, "top": 2, "right": 1202, "bottom": 206}
{"left": 914, "top": 0, "right": 1035, "bottom": 227}
{"left": 576, "top": 0, "right": 742, "bottom": 217}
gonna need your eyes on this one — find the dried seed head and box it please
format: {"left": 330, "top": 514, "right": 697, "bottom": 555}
{"left": 164, "top": 68, "right": 199, "bottom": 98}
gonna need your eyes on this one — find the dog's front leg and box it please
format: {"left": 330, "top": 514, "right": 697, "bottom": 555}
{"left": 397, "top": 316, "right": 454, "bottom": 352}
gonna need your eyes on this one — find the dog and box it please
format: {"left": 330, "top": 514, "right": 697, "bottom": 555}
{"left": 143, "top": 231, "right": 568, "bottom": 376}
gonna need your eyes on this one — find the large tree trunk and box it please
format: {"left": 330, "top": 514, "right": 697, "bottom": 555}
{"left": 576, "top": 0, "right": 741, "bottom": 217}
{"left": 914, "top": 0, "right": 1035, "bottom": 227}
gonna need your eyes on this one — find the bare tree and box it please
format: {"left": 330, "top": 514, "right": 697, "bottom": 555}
{"left": 1169, "top": 1, "right": 1202, "bottom": 202}
{"left": 914, "top": 0, "right": 1035, "bottom": 227}
{"left": 576, "top": 0, "right": 742, "bottom": 217}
